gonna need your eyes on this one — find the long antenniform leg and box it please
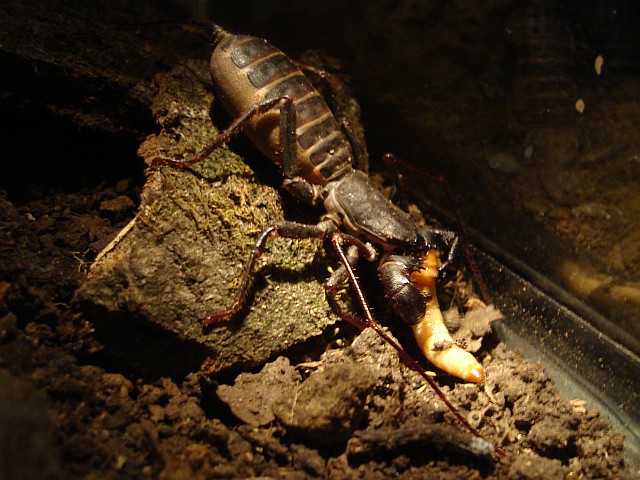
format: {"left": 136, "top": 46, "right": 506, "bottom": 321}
{"left": 382, "top": 153, "right": 492, "bottom": 305}
{"left": 326, "top": 232, "right": 502, "bottom": 457}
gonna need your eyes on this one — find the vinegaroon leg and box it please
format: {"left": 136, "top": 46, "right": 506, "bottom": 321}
{"left": 296, "top": 62, "right": 369, "bottom": 173}
{"left": 341, "top": 119, "right": 369, "bottom": 174}
{"left": 203, "top": 218, "right": 337, "bottom": 326}
{"left": 152, "top": 96, "right": 298, "bottom": 170}
{"left": 323, "top": 234, "right": 374, "bottom": 326}
{"left": 382, "top": 153, "right": 492, "bottom": 304}
{"left": 380, "top": 155, "right": 459, "bottom": 270}
{"left": 326, "top": 232, "right": 500, "bottom": 454}
{"left": 153, "top": 91, "right": 331, "bottom": 209}
{"left": 381, "top": 153, "right": 459, "bottom": 268}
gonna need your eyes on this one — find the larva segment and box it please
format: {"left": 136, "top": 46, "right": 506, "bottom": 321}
{"left": 410, "top": 250, "right": 485, "bottom": 383}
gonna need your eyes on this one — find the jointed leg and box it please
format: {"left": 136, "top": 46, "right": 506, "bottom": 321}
{"left": 203, "top": 218, "right": 336, "bottom": 326}
{"left": 323, "top": 232, "right": 376, "bottom": 330}
{"left": 297, "top": 62, "right": 369, "bottom": 173}
{"left": 323, "top": 241, "right": 368, "bottom": 327}
{"left": 341, "top": 119, "right": 369, "bottom": 174}
{"left": 152, "top": 96, "right": 298, "bottom": 171}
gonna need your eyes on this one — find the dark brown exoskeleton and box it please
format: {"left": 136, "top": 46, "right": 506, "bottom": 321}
{"left": 153, "top": 25, "right": 500, "bottom": 456}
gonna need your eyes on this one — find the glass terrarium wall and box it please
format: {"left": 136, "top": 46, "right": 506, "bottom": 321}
{"left": 342, "top": 0, "right": 640, "bottom": 352}
{"left": 341, "top": 0, "right": 640, "bottom": 458}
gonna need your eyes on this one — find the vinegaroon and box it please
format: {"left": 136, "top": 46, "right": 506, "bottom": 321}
{"left": 153, "top": 25, "right": 501, "bottom": 456}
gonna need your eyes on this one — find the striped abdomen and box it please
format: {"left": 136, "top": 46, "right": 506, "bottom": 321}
{"left": 209, "top": 27, "right": 353, "bottom": 185}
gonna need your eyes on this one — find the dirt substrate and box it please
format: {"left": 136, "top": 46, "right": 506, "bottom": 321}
{"left": 0, "top": 177, "right": 634, "bottom": 479}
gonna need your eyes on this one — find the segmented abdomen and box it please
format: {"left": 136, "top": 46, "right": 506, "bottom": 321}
{"left": 210, "top": 29, "right": 353, "bottom": 185}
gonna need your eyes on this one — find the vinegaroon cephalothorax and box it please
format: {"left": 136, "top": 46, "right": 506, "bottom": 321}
{"left": 153, "top": 25, "right": 499, "bottom": 455}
